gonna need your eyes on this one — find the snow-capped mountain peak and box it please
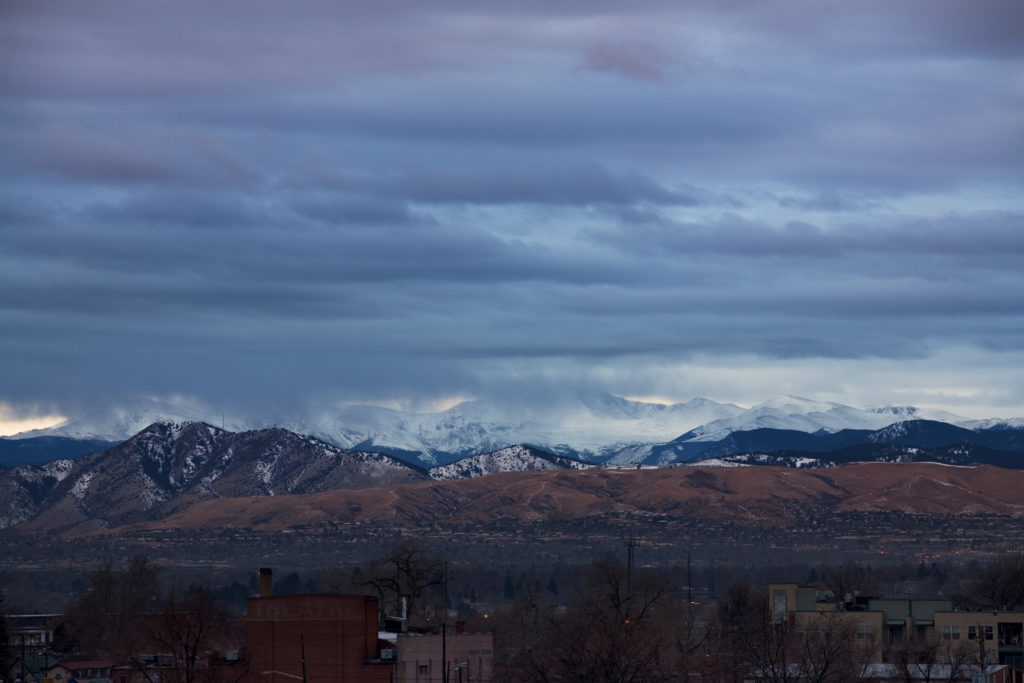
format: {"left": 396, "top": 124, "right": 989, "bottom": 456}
{"left": 749, "top": 395, "right": 841, "bottom": 413}
{"left": 428, "top": 445, "right": 593, "bottom": 481}
{"left": 8, "top": 392, "right": 1016, "bottom": 471}
{"left": 679, "top": 396, "right": 966, "bottom": 443}
{"left": 15, "top": 399, "right": 239, "bottom": 442}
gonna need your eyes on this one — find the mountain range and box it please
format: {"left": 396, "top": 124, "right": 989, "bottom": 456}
{"left": 6, "top": 393, "right": 1022, "bottom": 468}
{"left": 2, "top": 410, "right": 1023, "bottom": 534}
{"left": 0, "top": 422, "right": 611, "bottom": 531}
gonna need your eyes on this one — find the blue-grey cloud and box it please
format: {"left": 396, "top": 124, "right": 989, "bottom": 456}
{"left": 0, "top": 0, "right": 1022, "bottom": 420}
{"left": 584, "top": 42, "right": 669, "bottom": 82}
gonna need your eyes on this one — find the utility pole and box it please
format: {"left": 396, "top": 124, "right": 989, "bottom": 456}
{"left": 300, "top": 635, "right": 307, "bottom": 683}
{"left": 626, "top": 537, "right": 637, "bottom": 597}
{"left": 442, "top": 559, "right": 448, "bottom": 683}
{"left": 687, "top": 553, "right": 693, "bottom": 604}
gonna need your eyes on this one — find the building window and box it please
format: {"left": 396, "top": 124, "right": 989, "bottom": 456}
{"left": 773, "top": 590, "right": 787, "bottom": 624}
{"left": 969, "top": 625, "right": 993, "bottom": 641}
{"left": 418, "top": 665, "right": 428, "bottom": 675}
{"left": 942, "top": 625, "right": 961, "bottom": 640}
{"left": 999, "top": 623, "right": 1023, "bottom": 647}
{"left": 856, "top": 624, "right": 874, "bottom": 640}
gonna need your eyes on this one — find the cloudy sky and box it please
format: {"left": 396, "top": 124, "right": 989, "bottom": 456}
{"left": 2, "top": 0, "right": 1023, "bottom": 433}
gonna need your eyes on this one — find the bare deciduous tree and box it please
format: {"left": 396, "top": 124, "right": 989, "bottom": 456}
{"left": 821, "top": 561, "right": 881, "bottom": 604}
{"left": 708, "top": 583, "right": 874, "bottom": 683}
{"left": 497, "top": 554, "right": 704, "bottom": 683}
{"left": 973, "top": 551, "right": 1024, "bottom": 611}
{"left": 356, "top": 541, "right": 444, "bottom": 628}
{"left": 65, "top": 556, "right": 161, "bottom": 658}
{"left": 64, "top": 558, "right": 241, "bottom": 683}
{"left": 137, "top": 585, "right": 237, "bottom": 683}
{"left": 886, "top": 629, "right": 973, "bottom": 683}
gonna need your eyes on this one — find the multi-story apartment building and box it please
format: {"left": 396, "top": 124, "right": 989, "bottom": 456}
{"left": 769, "top": 583, "right": 1024, "bottom": 673}
{"left": 932, "top": 609, "right": 1023, "bottom": 668}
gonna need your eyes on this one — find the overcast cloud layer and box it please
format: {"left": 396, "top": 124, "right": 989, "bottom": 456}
{"left": 2, "top": 0, "right": 1023, "bottom": 428}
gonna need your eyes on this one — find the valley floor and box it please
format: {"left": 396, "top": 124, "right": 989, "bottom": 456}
{"left": 6, "top": 508, "right": 1024, "bottom": 609}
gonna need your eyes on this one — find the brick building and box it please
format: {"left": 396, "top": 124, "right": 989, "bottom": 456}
{"left": 244, "top": 569, "right": 493, "bottom": 683}
{"left": 246, "top": 573, "right": 392, "bottom": 683}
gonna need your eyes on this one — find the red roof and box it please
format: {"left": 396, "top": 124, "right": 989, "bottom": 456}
{"left": 61, "top": 661, "right": 114, "bottom": 670}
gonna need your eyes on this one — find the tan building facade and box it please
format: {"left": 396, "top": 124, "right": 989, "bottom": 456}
{"left": 769, "top": 583, "right": 1024, "bottom": 671}
{"left": 393, "top": 633, "right": 493, "bottom": 683}
{"left": 770, "top": 583, "right": 887, "bottom": 663}
{"left": 933, "top": 610, "right": 1024, "bottom": 668}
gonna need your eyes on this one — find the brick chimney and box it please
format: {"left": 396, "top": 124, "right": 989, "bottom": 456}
{"left": 259, "top": 567, "right": 273, "bottom": 597}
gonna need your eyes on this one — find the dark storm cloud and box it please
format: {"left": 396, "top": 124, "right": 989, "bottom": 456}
{"left": 1, "top": 0, "right": 1022, "bottom": 418}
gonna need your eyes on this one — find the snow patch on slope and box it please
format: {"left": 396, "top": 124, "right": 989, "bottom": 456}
{"left": 683, "top": 395, "right": 934, "bottom": 442}
{"left": 429, "top": 445, "right": 593, "bottom": 480}
{"left": 273, "top": 393, "right": 748, "bottom": 461}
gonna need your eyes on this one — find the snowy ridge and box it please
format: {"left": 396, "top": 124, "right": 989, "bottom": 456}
{"left": 4, "top": 416, "right": 1024, "bottom": 531}
{"left": 11, "top": 458, "right": 75, "bottom": 484}
{"left": 710, "top": 454, "right": 829, "bottom": 469}
{"left": 17, "top": 393, "right": 748, "bottom": 463}
{"left": 684, "top": 458, "right": 748, "bottom": 468}
{"left": 9, "top": 393, "right": 1023, "bottom": 470}
{"left": 870, "top": 421, "right": 913, "bottom": 440}
{"left": 963, "top": 418, "right": 1024, "bottom": 430}
{"left": 15, "top": 399, "right": 239, "bottom": 441}
{"left": 863, "top": 419, "right": 977, "bottom": 447}
{"left": 0, "top": 459, "right": 76, "bottom": 528}
{"left": 681, "top": 395, "right": 911, "bottom": 442}
{"left": 0, "top": 421, "right": 429, "bottom": 531}
{"left": 429, "top": 445, "right": 593, "bottom": 481}
{"left": 866, "top": 405, "right": 968, "bottom": 423}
